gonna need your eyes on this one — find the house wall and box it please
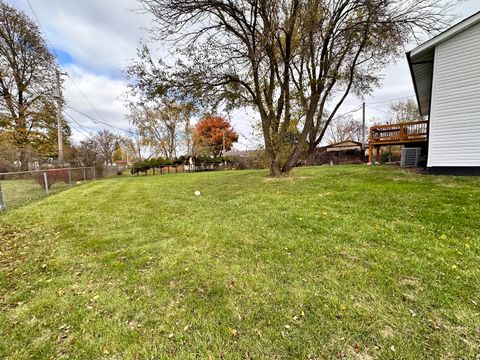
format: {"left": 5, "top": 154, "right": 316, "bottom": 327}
{"left": 428, "top": 21, "right": 480, "bottom": 167}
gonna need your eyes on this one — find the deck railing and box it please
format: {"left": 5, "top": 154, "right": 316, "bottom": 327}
{"left": 369, "top": 120, "right": 428, "bottom": 146}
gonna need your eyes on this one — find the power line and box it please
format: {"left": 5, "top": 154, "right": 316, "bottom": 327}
{"left": 66, "top": 105, "right": 137, "bottom": 135}
{"left": 365, "top": 105, "right": 390, "bottom": 115}
{"left": 64, "top": 111, "right": 94, "bottom": 138}
{"left": 68, "top": 122, "right": 91, "bottom": 139}
{"left": 331, "top": 104, "right": 363, "bottom": 121}
{"left": 25, "top": 0, "right": 62, "bottom": 65}
{"left": 366, "top": 95, "right": 415, "bottom": 105}
{"left": 25, "top": 0, "right": 112, "bottom": 126}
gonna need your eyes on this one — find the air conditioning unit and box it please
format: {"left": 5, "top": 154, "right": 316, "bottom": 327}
{"left": 401, "top": 147, "right": 422, "bottom": 167}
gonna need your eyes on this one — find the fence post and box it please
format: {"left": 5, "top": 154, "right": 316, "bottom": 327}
{"left": 83, "top": 168, "right": 86, "bottom": 181}
{"left": 93, "top": 168, "right": 96, "bottom": 180}
{"left": 43, "top": 172, "right": 49, "bottom": 195}
{"left": 0, "top": 181, "right": 5, "bottom": 211}
{"left": 68, "top": 169, "right": 72, "bottom": 187}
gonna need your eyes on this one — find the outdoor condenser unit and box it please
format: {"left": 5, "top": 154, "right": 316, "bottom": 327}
{"left": 401, "top": 147, "right": 422, "bottom": 167}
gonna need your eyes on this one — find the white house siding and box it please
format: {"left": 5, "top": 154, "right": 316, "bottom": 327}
{"left": 428, "top": 21, "right": 480, "bottom": 167}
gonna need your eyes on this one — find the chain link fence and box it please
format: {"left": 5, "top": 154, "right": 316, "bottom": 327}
{"left": 0, "top": 166, "right": 121, "bottom": 211}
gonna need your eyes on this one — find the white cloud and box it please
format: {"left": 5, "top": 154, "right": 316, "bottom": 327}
{"left": 62, "top": 65, "right": 132, "bottom": 143}
{"left": 7, "top": 0, "right": 480, "bottom": 149}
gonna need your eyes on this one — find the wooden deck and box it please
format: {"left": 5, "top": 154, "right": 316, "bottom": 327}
{"left": 368, "top": 120, "right": 428, "bottom": 163}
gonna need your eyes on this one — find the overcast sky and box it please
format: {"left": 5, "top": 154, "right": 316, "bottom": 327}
{"left": 7, "top": 0, "right": 480, "bottom": 149}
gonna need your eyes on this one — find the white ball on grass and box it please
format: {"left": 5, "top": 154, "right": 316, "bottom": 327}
{"left": 194, "top": 191, "right": 201, "bottom": 196}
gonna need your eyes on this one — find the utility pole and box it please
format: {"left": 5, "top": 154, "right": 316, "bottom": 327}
{"left": 222, "top": 129, "right": 227, "bottom": 168}
{"left": 54, "top": 70, "right": 67, "bottom": 163}
{"left": 362, "top": 101, "right": 366, "bottom": 151}
{"left": 222, "top": 129, "right": 226, "bottom": 156}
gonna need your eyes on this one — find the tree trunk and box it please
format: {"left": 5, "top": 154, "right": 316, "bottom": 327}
{"left": 269, "top": 158, "right": 282, "bottom": 177}
{"left": 19, "top": 148, "right": 28, "bottom": 171}
{"left": 305, "top": 142, "right": 317, "bottom": 166}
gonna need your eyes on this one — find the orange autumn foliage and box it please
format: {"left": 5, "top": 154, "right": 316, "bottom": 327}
{"left": 194, "top": 116, "right": 239, "bottom": 156}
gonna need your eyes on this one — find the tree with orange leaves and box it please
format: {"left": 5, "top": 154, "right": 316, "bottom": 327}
{"left": 194, "top": 116, "right": 238, "bottom": 157}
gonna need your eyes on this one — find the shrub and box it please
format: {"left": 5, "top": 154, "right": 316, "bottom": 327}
{"left": 380, "top": 150, "right": 393, "bottom": 164}
{"left": 34, "top": 169, "right": 69, "bottom": 189}
{"left": 131, "top": 161, "right": 151, "bottom": 175}
{"left": 176, "top": 156, "right": 186, "bottom": 165}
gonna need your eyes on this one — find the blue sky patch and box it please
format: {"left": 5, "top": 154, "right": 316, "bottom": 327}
{"left": 53, "top": 48, "right": 74, "bottom": 66}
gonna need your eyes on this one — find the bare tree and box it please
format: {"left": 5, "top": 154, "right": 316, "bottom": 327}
{"left": 136, "top": 0, "right": 452, "bottom": 176}
{"left": 93, "top": 130, "right": 119, "bottom": 166}
{"left": 120, "top": 132, "right": 143, "bottom": 163}
{"left": 128, "top": 98, "right": 193, "bottom": 160}
{"left": 328, "top": 116, "right": 363, "bottom": 144}
{"left": 76, "top": 138, "right": 101, "bottom": 167}
{"left": 0, "top": 2, "right": 58, "bottom": 170}
{"left": 389, "top": 98, "right": 424, "bottom": 123}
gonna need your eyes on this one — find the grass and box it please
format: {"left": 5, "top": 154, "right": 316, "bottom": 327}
{"left": 0, "top": 179, "right": 78, "bottom": 210}
{"left": 0, "top": 165, "right": 479, "bottom": 359}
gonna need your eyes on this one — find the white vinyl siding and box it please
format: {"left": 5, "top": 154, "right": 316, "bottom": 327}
{"left": 428, "top": 22, "right": 480, "bottom": 167}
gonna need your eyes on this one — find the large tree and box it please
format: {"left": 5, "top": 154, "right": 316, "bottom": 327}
{"left": 137, "top": 0, "right": 451, "bottom": 176}
{"left": 128, "top": 98, "right": 194, "bottom": 160}
{"left": 0, "top": 2, "right": 60, "bottom": 170}
{"left": 94, "top": 129, "right": 120, "bottom": 166}
{"left": 194, "top": 116, "right": 239, "bottom": 157}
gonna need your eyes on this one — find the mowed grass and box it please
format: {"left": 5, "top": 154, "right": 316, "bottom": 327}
{"left": 0, "top": 179, "right": 74, "bottom": 210}
{"left": 0, "top": 166, "right": 479, "bottom": 359}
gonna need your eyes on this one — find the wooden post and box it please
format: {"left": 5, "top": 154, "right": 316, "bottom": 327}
{"left": 43, "top": 172, "right": 49, "bottom": 195}
{"left": 68, "top": 169, "right": 72, "bottom": 187}
{"left": 368, "top": 127, "right": 373, "bottom": 164}
{"left": 0, "top": 181, "right": 5, "bottom": 211}
{"left": 376, "top": 146, "right": 380, "bottom": 164}
{"left": 83, "top": 168, "right": 86, "bottom": 181}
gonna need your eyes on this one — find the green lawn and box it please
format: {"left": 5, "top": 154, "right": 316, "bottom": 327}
{"left": 0, "top": 166, "right": 479, "bottom": 359}
{"left": 0, "top": 179, "right": 77, "bottom": 210}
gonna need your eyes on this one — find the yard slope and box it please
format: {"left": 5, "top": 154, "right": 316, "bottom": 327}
{"left": 1, "top": 166, "right": 479, "bottom": 359}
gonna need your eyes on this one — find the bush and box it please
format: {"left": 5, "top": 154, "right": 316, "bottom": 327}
{"left": 131, "top": 161, "right": 151, "bottom": 175}
{"left": 380, "top": 150, "right": 393, "bottom": 164}
{"left": 0, "top": 166, "right": 7, "bottom": 180}
{"left": 34, "top": 169, "right": 69, "bottom": 189}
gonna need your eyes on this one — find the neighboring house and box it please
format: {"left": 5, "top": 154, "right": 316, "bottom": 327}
{"left": 314, "top": 140, "right": 364, "bottom": 165}
{"left": 407, "top": 11, "right": 480, "bottom": 174}
{"left": 115, "top": 160, "right": 128, "bottom": 167}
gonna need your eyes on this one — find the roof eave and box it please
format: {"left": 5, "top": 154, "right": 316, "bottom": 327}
{"left": 406, "top": 51, "right": 428, "bottom": 117}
